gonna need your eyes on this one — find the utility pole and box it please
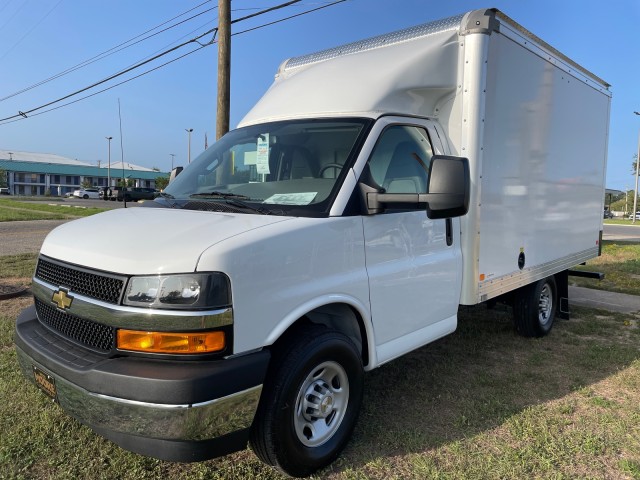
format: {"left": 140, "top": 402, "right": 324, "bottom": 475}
{"left": 170, "top": 153, "right": 175, "bottom": 170}
{"left": 216, "top": 0, "right": 231, "bottom": 140}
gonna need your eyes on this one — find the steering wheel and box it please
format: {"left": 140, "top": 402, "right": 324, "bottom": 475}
{"left": 319, "top": 163, "right": 344, "bottom": 177}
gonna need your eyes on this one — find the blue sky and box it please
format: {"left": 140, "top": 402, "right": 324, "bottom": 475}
{"left": 0, "top": 0, "right": 638, "bottom": 190}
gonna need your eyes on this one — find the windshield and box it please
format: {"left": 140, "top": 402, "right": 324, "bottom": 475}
{"left": 162, "top": 118, "right": 371, "bottom": 216}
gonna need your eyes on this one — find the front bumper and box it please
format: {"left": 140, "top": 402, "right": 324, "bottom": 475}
{"left": 14, "top": 305, "right": 270, "bottom": 462}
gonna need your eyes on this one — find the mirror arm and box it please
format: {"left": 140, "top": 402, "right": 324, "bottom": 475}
{"left": 360, "top": 183, "right": 384, "bottom": 215}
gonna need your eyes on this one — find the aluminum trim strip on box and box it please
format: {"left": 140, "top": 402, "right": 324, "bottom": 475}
{"left": 283, "top": 13, "right": 464, "bottom": 72}
{"left": 477, "top": 247, "right": 599, "bottom": 302}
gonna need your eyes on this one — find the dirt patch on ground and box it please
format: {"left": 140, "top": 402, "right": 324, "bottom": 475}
{"left": 0, "top": 281, "right": 29, "bottom": 300}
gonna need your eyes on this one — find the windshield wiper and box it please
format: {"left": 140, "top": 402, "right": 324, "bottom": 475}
{"left": 190, "top": 191, "right": 252, "bottom": 200}
{"left": 155, "top": 191, "right": 179, "bottom": 208}
{"left": 189, "top": 192, "right": 276, "bottom": 215}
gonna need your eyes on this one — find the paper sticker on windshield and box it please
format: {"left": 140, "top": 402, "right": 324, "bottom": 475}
{"left": 256, "top": 134, "right": 270, "bottom": 174}
{"left": 263, "top": 192, "right": 317, "bottom": 205}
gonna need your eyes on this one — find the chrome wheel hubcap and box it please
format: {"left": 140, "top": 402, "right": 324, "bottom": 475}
{"left": 538, "top": 283, "right": 553, "bottom": 326}
{"left": 294, "top": 361, "right": 349, "bottom": 447}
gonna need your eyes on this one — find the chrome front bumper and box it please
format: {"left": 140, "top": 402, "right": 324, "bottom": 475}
{"left": 16, "top": 347, "right": 262, "bottom": 442}
{"left": 14, "top": 305, "right": 270, "bottom": 461}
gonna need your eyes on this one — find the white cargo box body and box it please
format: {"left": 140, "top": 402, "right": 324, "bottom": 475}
{"left": 241, "top": 8, "right": 611, "bottom": 306}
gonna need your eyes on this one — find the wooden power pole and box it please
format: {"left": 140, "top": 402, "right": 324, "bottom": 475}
{"left": 216, "top": 0, "right": 231, "bottom": 140}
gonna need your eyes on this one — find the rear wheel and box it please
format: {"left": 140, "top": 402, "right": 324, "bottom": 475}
{"left": 250, "top": 325, "right": 363, "bottom": 477}
{"left": 513, "top": 276, "right": 557, "bottom": 337}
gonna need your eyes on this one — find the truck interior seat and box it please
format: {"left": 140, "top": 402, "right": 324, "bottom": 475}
{"left": 383, "top": 141, "right": 428, "bottom": 193}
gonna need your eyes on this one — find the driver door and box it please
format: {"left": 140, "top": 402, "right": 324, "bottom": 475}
{"left": 361, "top": 121, "right": 462, "bottom": 363}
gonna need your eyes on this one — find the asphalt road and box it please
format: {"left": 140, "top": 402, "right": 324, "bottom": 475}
{"left": 602, "top": 223, "right": 640, "bottom": 242}
{"left": 41, "top": 197, "right": 142, "bottom": 210}
{"left": 0, "top": 219, "right": 70, "bottom": 256}
{"left": 1, "top": 218, "right": 639, "bottom": 257}
{"left": 0, "top": 199, "right": 141, "bottom": 256}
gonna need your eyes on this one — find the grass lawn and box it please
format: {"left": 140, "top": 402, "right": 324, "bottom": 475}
{"left": 1, "top": 246, "right": 639, "bottom": 478}
{"left": 572, "top": 241, "right": 640, "bottom": 296}
{"left": 2, "top": 295, "right": 639, "bottom": 479}
{"left": 604, "top": 219, "right": 640, "bottom": 225}
{"left": 0, "top": 198, "right": 107, "bottom": 221}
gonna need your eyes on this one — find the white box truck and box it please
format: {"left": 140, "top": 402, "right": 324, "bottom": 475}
{"left": 15, "top": 8, "right": 610, "bottom": 477}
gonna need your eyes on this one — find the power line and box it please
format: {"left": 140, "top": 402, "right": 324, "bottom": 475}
{"left": 0, "top": 0, "right": 64, "bottom": 61}
{"left": 0, "top": 45, "right": 209, "bottom": 126}
{"left": 0, "top": 27, "right": 217, "bottom": 123}
{"left": 232, "top": 0, "right": 346, "bottom": 36}
{"left": 0, "top": 1, "right": 323, "bottom": 103}
{"left": 0, "top": 0, "right": 349, "bottom": 125}
{"left": 0, "top": 0, "right": 215, "bottom": 102}
{"left": 0, "top": 0, "right": 28, "bottom": 32}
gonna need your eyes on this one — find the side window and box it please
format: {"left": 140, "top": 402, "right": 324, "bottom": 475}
{"left": 366, "top": 125, "right": 434, "bottom": 194}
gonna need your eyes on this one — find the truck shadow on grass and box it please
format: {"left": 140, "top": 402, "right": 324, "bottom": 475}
{"left": 325, "top": 303, "right": 640, "bottom": 477}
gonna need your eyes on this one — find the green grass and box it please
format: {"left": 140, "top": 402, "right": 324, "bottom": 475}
{"left": 0, "top": 253, "right": 37, "bottom": 279}
{"left": 603, "top": 218, "right": 640, "bottom": 225}
{"left": 2, "top": 298, "right": 640, "bottom": 478}
{"left": 0, "top": 198, "right": 107, "bottom": 221}
{"left": 572, "top": 241, "right": 640, "bottom": 295}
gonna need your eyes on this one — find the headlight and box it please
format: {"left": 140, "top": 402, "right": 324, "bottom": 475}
{"left": 123, "top": 273, "right": 231, "bottom": 310}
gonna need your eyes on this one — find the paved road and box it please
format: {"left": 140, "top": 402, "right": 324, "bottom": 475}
{"left": 602, "top": 223, "right": 640, "bottom": 242}
{"left": 0, "top": 219, "right": 70, "bottom": 256}
{"left": 1, "top": 217, "right": 639, "bottom": 257}
{"left": 33, "top": 197, "right": 141, "bottom": 210}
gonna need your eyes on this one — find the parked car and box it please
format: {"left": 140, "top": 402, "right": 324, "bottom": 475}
{"left": 72, "top": 188, "right": 100, "bottom": 199}
{"left": 0, "top": 187, "right": 10, "bottom": 195}
{"left": 108, "top": 187, "right": 157, "bottom": 202}
{"left": 604, "top": 210, "right": 613, "bottom": 219}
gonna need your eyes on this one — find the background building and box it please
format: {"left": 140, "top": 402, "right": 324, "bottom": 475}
{"left": 0, "top": 150, "right": 168, "bottom": 196}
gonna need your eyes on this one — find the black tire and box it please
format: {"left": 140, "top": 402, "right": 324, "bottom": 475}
{"left": 82, "top": 194, "right": 89, "bottom": 199}
{"left": 250, "top": 325, "right": 364, "bottom": 477}
{"left": 513, "top": 276, "right": 557, "bottom": 337}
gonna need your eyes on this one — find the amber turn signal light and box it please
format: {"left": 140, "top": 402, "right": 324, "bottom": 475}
{"left": 117, "top": 329, "right": 225, "bottom": 354}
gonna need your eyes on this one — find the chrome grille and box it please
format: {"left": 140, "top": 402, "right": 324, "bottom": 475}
{"left": 35, "top": 298, "right": 115, "bottom": 352}
{"left": 35, "top": 257, "right": 125, "bottom": 304}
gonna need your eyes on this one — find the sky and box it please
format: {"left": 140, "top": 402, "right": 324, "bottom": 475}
{"left": 0, "top": 0, "right": 638, "bottom": 190}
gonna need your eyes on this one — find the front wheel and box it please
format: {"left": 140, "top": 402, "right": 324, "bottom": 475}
{"left": 513, "top": 276, "right": 557, "bottom": 337}
{"left": 250, "top": 325, "right": 364, "bottom": 477}
{"left": 82, "top": 194, "right": 89, "bottom": 199}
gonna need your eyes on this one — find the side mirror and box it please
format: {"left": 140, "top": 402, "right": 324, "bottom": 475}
{"left": 425, "top": 155, "right": 470, "bottom": 219}
{"left": 362, "top": 155, "right": 470, "bottom": 219}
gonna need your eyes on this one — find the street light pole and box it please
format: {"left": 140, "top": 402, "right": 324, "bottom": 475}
{"left": 633, "top": 112, "right": 640, "bottom": 224}
{"left": 170, "top": 153, "right": 175, "bottom": 170}
{"left": 105, "top": 136, "right": 113, "bottom": 191}
{"left": 185, "top": 128, "right": 193, "bottom": 163}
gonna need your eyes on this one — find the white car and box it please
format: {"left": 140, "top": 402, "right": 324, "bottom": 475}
{"left": 72, "top": 188, "right": 100, "bottom": 199}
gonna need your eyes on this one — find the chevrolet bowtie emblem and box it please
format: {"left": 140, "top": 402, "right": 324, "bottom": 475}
{"left": 52, "top": 288, "right": 73, "bottom": 310}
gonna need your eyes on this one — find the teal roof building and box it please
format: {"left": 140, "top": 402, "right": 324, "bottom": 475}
{"left": 0, "top": 150, "right": 168, "bottom": 196}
